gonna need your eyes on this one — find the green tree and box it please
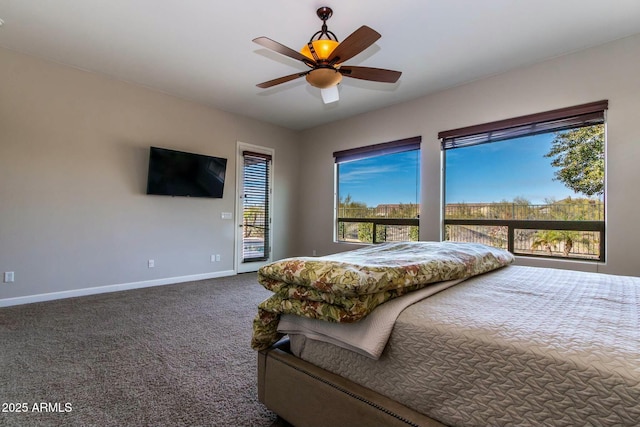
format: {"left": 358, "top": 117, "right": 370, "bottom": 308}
{"left": 531, "top": 229, "right": 592, "bottom": 257}
{"left": 545, "top": 125, "right": 604, "bottom": 196}
{"left": 531, "top": 230, "right": 560, "bottom": 255}
{"left": 243, "top": 206, "right": 265, "bottom": 238}
{"left": 358, "top": 223, "right": 374, "bottom": 243}
{"left": 409, "top": 226, "right": 419, "bottom": 241}
{"left": 531, "top": 197, "right": 600, "bottom": 257}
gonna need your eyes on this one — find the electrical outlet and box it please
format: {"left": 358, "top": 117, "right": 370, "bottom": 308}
{"left": 215, "top": 254, "right": 221, "bottom": 262}
{"left": 148, "top": 259, "right": 155, "bottom": 268}
{"left": 4, "top": 272, "right": 15, "bottom": 283}
{"left": 211, "top": 255, "right": 216, "bottom": 262}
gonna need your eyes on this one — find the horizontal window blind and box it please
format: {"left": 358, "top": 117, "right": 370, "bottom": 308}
{"left": 334, "top": 136, "right": 421, "bottom": 163}
{"left": 242, "top": 151, "right": 271, "bottom": 262}
{"left": 439, "top": 100, "right": 608, "bottom": 150}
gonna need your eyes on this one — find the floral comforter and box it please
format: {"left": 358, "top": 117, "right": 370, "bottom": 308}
{"left": 251, "top": 241, "right": 514, "bottom": 350}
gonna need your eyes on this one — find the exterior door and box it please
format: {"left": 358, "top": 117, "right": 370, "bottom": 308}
{"left": 236, "top": 142, "right": 273, "bottom": 273}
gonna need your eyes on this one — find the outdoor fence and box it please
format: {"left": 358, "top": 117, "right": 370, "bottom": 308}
{"left": 337, "top": 201, "right": 604, "bottom": 261}
{"left": 445, "top": 202, "right": 604, "bottom": 221}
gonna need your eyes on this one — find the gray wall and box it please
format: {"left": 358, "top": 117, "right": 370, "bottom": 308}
{"left": 0, "top": 47, "right": 300, "bottom": 303}
{"left": 297, "top": 34, "right": 640, "bottom": 276}
{"left": 2, "top": 33, "right": 640, "bottom": 305}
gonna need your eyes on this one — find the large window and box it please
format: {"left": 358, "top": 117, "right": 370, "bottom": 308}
{"left": 334, "top": 137, "right": 421, "bottom": 244}
{"left": 440, "top": 101, "right": 607, "bottom": 261}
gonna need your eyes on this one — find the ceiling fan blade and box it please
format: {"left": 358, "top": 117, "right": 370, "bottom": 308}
{"left": 252, "top": 37, "right": 314, "bottom": 65}
{"left": 320, "top": 86, "right": 340, "bottom": 104}
{"left": 327, "top": 26, "right": 381, "bottom": 64}
{"left": 256, "top": 72, "right": 307, "bottom": 89}
{"left": 339, "top": 66, "right": 402, "bottom": 83}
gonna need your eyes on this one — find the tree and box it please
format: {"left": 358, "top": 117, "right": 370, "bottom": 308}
{"left": 531, "top": 229, "right": 592, "bottom": 257}
{"left": 531, "top": 230, "right": 560, "bottom": 255}
{"left": 545, "top": 125, "right": 604, "bottom": 196}
{"left": 243, "top": 206, "right": 265, "bottom": 238}
{"left": 531, "top": 197, "right": 600, "bottom": 257}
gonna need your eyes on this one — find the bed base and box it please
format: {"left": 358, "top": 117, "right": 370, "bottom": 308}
{"left": 258, "top": 339, "right": 446, "bottom": 427}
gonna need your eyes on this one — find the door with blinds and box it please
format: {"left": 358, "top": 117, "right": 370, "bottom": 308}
{"left": 236, "top": 143, "right": 273, "bottom": 273}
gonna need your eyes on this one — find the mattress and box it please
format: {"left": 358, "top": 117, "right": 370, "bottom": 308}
{"left": 289, "top": 265, "right": 640, "bottom": 427}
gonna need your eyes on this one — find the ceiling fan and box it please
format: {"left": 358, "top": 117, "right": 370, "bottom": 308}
{"left": 252, "top": 6, "right": 402, "bottom": 104}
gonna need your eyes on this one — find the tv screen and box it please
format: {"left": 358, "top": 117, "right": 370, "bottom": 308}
{"left": 146, "top": 146, "right": 227, "bottom": 198}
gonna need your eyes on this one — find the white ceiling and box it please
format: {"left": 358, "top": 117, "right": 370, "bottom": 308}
{"left": 1, "top": 1, "right": 640, "bottom": 131}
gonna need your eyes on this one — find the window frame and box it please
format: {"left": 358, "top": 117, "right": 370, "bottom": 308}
{"left": 439, "top": 101, "right": 607, "bottom": 262}
{"left": 334, "top": 136, "right": 421, "bottom": 244}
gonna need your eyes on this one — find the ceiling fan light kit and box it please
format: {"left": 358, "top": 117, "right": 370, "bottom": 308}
{"left": 320, "top": 86, "right": 340, "bottom": 104}
{"left": 300, "top": 40, "right": 339, "bottom": 61}
{"left": 253, "top": 6, "right": 401, "bottom": 103}
{"left": 306, "top": 67, "right": 343, "bottom": 89}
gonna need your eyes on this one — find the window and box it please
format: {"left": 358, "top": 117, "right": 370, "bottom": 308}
{"left": 440, "top": 101, "right": 607, "bottom": 261}
{"left": 334, "top": 137, "right": 421, "bottom": 244}
{"left": 241, "top": 151, "right": 271, "bottom": 262}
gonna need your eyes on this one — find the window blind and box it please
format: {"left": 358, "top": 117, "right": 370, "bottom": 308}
{"left": 334, "top": 136, "right": 421, "bottom": 163}
{"left": 439, "top": 100, "right": 608, "bottom": 150}
{"left": 242, "top": 151, "right": 271, "bottom": 262}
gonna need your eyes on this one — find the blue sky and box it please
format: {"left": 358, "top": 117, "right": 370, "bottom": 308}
{"left": 338, "top": 133, "right": 586, "bottom": 207}
{"left": 338, "top": 150, "right": 419, "bottom": 207}
{"left": 445, "top": 133, "right": 582, "bottom": 204}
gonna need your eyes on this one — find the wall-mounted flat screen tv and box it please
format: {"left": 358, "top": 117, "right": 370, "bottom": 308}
{"left": 146, "top": 146, "right": 227, "bottom": 198}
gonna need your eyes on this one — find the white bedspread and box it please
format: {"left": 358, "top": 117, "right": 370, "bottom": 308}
{"left": 277, "top": 278, "right": 464, "bottom": 359}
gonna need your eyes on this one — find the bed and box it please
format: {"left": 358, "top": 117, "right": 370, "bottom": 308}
{"left": 252, "top": 242, "right": 640, "bottom": 427}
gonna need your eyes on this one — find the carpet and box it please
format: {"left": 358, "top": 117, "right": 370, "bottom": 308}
{"left": 0, "top": 273, "right": 279, "bottom": 426}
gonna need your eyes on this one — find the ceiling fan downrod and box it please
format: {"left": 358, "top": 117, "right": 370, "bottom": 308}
{"left": 309, "top": 7, "right": 338, "bottom": 43}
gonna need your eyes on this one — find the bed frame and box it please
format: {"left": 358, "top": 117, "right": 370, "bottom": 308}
{"left": 258, "top": 339, "right": 446, "bottom": 427}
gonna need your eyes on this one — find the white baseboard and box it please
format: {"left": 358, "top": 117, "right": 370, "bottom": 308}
{"left": 0, "top": 270, "right": 237, "bottom": 308}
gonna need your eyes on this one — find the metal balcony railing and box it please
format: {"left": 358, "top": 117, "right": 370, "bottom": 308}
{"left": 337, "top": 204, "right": 420, "bottom": 244}
{"left": 444, "top": 219, "right": 604, "bottom": 261}
{"left": 444, "top": 202, "right": 605, "bottom": 261}
{"left": 337, "top": 202, "right": 605, "bottom": 261}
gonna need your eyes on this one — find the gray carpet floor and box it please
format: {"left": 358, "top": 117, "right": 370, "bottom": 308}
{"left": 0, "top": 273, "right": 279, "bottom": 426}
